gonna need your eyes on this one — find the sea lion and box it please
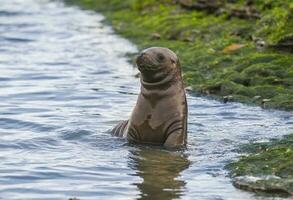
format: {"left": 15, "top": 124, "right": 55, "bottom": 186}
{"left": 111, "top": 47, "right": 187, "bottom": 149}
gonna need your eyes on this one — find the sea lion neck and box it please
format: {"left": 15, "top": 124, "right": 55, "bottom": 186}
{"left": 140, "top": 70, "right": 178, "bottom": 90}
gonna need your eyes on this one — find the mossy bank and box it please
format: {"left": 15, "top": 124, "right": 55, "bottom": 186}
{"left": 226, "top": 133, "right": 293, "bottom": 196}
{"left": 65, "top": 0, "right": 293, "bottom": 110}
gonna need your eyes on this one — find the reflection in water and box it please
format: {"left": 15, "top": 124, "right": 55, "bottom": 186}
{"left": 129, "top": 147, "right": 190, "bottom": 200}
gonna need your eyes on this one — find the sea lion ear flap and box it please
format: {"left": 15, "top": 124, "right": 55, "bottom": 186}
{"left": 171, "top": 58, "right": 176, "bottom": 64}
{"left": 175, "top": 58, "right": 181, "bottom": 68}
{"left": 171, "top": 58, "right": 180, "bottom": 69}
{"left": 170, "top": 58, "right": 177, "bottom": 68}
{"left": 171, "top": 57, "right": 180, "bottom": 68}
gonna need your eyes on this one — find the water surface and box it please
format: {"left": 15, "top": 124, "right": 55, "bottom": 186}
{"left": 0, "top": 1, "right": 292, "bottom": 199}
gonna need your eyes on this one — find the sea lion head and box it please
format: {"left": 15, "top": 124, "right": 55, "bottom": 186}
{"left": 136, "top": 47, "right": 180, "bottom": 83}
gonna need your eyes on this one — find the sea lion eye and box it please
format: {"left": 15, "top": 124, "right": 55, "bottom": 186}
{"left": 157, "top": 53, "right": 165, "bottom": 62}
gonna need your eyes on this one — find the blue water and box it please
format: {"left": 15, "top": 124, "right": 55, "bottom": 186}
{"left": 0, "top": 0, "right": 292, "bottom": 199}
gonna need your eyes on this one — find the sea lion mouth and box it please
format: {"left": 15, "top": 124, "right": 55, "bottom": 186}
{"left": 136, "top": 54, "right": 167, "bottom": 83}
{"left": 136, "top": 53, "right": 160, "bottom": 72}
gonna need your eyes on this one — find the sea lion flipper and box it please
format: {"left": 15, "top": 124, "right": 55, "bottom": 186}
{"left": 111, "top": 120, "right": 129, "bottom": 137}
{"left": 164, "top": 129, "right": 185, "bottom": 149}
{"left": 164, "top": 122, "right": 185, "bottom": 149}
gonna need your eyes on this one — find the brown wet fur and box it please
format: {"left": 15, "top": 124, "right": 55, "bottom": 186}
{"left": 111, "top": 47, "right": 187, "bottom": 149}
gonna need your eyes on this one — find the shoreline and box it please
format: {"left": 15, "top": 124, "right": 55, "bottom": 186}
{"left": 64, "top": 0, "right": 293, "bottom": 196}
{"left": 226, "top": 133, "right": 293, "bottom": 196}
{"left": 65, "top": 0, "right": 292, "bottom": 111}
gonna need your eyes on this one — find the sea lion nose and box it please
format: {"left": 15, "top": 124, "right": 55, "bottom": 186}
{"left": 136, "top": 52, "right": 145, "bottom": 65}
{"left": 138, "top": 52, "right": 145, "bottom": 59}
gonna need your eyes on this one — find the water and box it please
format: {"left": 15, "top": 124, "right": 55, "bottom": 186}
{"left": 0, "top": 0, "right": 292, "bottom": 199}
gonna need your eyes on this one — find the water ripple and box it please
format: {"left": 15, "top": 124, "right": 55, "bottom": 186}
{"left": 0, "top": 118, "right": 57, "bottom": 132}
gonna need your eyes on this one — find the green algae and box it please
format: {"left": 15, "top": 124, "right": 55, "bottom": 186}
{"left": 65, "top": 0, "right": 293, "bottom": 110}
{"left": 226, "top": 133, "right": 293, "bottom": 195}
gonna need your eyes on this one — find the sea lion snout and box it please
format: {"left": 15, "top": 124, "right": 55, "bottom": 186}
{"left": 136, "top": 47, "right": 176, "bottom": 69}
{"left": 136, "top": 51, "right": 157, "bottom": 72}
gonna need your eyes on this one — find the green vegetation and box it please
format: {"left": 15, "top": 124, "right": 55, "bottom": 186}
{"left": 62, "top": 1, "right": 293, "bottom": 195}
{"left": 65, "top": 0, "right": 293, "bottom": 110}
{"left": 226, "top": 133, "right": 293, "bottom": 196}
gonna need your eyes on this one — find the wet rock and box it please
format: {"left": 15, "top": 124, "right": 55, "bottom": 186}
{"left": 252, "top": 36, "right": 267, "bottom": 50}
{"left": 232, "top": 175, "right": 293, "bottom": 195}
{"left": 183, "top": 34, "right": 196, "bottom": 42}
{"left": 223, "top": 95, "right": 233, "bottom": 103}
{"left": 227, "top": 133, "right": 293, "bottom": 196}
{"left": 185, "top": 86, "right": 193, "bottom": 91}
{"left": 261, "top": 98, "right": 271, "bottom": 109}
{"left": 150, "top": 33, "right": 161, "bottom": 40}
{"left": 252, "top": 95, "right": 261, "bottom": 101}
{"left": 255, "top": 40, "right": 267, "bottom": 50}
